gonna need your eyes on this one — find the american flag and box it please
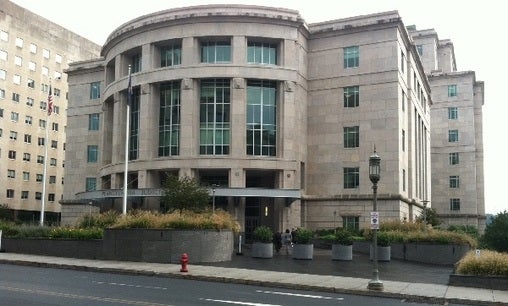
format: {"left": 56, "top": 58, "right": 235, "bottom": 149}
{"left": 47, "top": 85, "right": 53, "bottom": 116}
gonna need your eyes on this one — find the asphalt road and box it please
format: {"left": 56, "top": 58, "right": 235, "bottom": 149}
{"left": 0, "top": 264, "right": 463, "bottom": 306}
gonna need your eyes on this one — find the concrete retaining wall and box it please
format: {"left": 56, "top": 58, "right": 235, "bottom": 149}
{"left": 102, "top": 229, "right": 234, "bottom": 263}
{"left": 353, "top": 241, "right": 470, "bottom": 265}
{"left": 2, "top": 229, "right": 234, "bottom": 263}
{"left": 449, "top": 274, "right": 508, "bottom": 290}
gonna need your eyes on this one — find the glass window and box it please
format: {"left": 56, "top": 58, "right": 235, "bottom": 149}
{"left": 21, "top": 191, "right": 29, "bottom": 199}
{"left": 55, "top": 54, "right": 62, "bottom": 63}
{"left": 246, "top": 80, "right": 277, "bottom": 156}
{"left": 247, "top": 41, "right": 277, "bottom": 65}
{"left": 26, "top": 97, "right": 34, "bottom": 106}
{"left": 0, "top": 69, "right": 6, "bottom": 80}
{"left": 23, "top": 172, "right": 30, "bottom": 181}
{"left": 0, "top": 89, "right": 4, "bottom": 99}
{"left": 39, "top": 119, "right": 46, "bottom": 129}
{"left": 6, "top": 189, "right": 14, "bottom": 198}
{"left": 7, "top": 169, "right": 15, "bottom": 178}
{"left": 449, "top": 152, "right": 459, "bottom": 165}
{"left": 344, "top": 46, "right": 359, "bottom": 68}
{"left": 400, "top": 50, "right": 405, "bottom": 73}
{"left": 13, "top": 74, "right": 21, "bottom": 84}
{"left": 30, "top": 43, "right": 37, "bottom": 53}
{"left": 37, "top": 155, "right": 44, "bottom": 164}
{"left": 402, "top": 129, "right": 405, "bottom": 152}
{"left": 0, "top": 30, "right": 8, "bottom": 41}
{"left": 448, "top": 85, "right": 457, "bottom": 97}
{"left": 343, "top": 126, "right": 359, "bottom": 148}
{"left": 87, "top": 145, "right": 98, "bottom": 162}
{"left": 23, "top": 134, "right": 31, "bottom": 143}
{"left": 448, "top": 130, "right": 459, "bottom": 142}
{"left": 448, "top": 107, "right": 458, "bottom": 119}
{"left": 48, "top": 193, "right": 55, "bottom": 202}
{"left": 0, "top": 49, "right": 6, "bottom": 61}
{"left": 161, "top": 44, "right": 181, "bottom": 67}
{"left": 11, "top": 111, "right": 19, "bottom": 122}
{"left": 132, "top": 53, "right": 142, "bottom": 73}
{"left": 10, "top": 131, "right": 18, "bottom": 140}
{"left": 42, "top": 66, "right": 49, "bottom": 75}
{"left": 8, "top": 150, "right": 16, "bottom": 159}
{"left": 86, "top": 177, "right": 97, "bottom": 191}
{"left": 27, "top": 78, "right": 35, "bottom": 88}
{"left": 14, "top": 55, "right": 22, "bottom": 66}
{"left": 343, "top": 167, "right": 359, "bottom": 188}
{"left": 38, "top": 137, "right": 44, "bottom": 146}
{"left": 88, "top": 113, "right": 100, "bottom": 130}
{"left": 50, "top": 158, "right": 57, "bottom": 166}
{"left": 343, "top": 86, "right": 359, "bottom": 107}
{"left": 450, "top": 198, "right": 460, "bottom": 211}
{"left": 201, "top": 40, "right": 231, "bottom": 63}
{"left": 52, "top": 122, "right": 59, "bottom": 131}
{"left": 90, "top": 82, "right": 100, "bottom": 99}
{"left": 449, "top": 175, "right": 460, "bottom": 188}
{"left": 159, "top": 81, "right": 181, "bottom": 156}
{"left": 42, "top": 48, "right": 50, "bottom": 59}
{"left": 35, "top": 192, "right": 42, "bottom": 200}
{"left": 342, "top": 216, "right": 359, "bottom": 231}
{"left": 23, "top": 153, "right": 30, "bottom": 161}
{"left": 51, "top": 140, "right": 58, "bottom": 149}
{"left": 200, "top": 79, "right": 231, "bottom": 155}
{"left": 15, "top": 37, "right": 23, "bottom": 48}
{"left": 129, "top": 88, "right": 140, "bottom": 160}
{"left": 416, "top": 45, "right": 423, "bottom": 56}
{"left": 12, "top": 92, "right": 20, "bottom": 102}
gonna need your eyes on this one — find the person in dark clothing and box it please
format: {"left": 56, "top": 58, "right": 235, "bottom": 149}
{"left": 273, "top": 231, "right": 282, "bottom": 253}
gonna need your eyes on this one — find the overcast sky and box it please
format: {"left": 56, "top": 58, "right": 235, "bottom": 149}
{"left": 10, "top": 0, "right": 507, "bottom": 214}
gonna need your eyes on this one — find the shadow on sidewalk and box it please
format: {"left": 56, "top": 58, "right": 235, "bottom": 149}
{"left": 199, "top": 247, "right": 453, "bottom": 285}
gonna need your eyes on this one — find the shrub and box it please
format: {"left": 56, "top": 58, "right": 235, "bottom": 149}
{"left": 334, "top": 229, "right": 354, "bottom": 245}
{"left": 162, "top": 175, "right": 211, "bottom": 214}
{"left": 48, "top": 227, "right": 103, "bottom": 239}
{"left": 252, "top": 225, "right": 273, "bottom": 243}
{"left": 456, "top": 250, "right": 508, "bottom": 276}
{"left": 76, "top": 210, "right": 119, "bottom": 229}
{"left": 481, "top": 211, "right": 508, "bottom": 252}
{"left": 293, "top": 228, "right": 314, "bottom": 244}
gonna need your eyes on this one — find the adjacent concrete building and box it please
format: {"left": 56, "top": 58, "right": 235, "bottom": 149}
{"left": 0, "top": 0, "right": 100, "bottom": 222}
{"left": 63, "top": 5, "right": 437, "bottom": 239}
{"left": 410, "top": 28, "right": 486, "bottom": 232}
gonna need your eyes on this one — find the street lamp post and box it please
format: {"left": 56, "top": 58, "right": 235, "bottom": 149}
{"left": 212, "top": 184, "right": 218, "bottom": 214}
{"left": 367, "top": 150, "right": 383, "bottom": 291}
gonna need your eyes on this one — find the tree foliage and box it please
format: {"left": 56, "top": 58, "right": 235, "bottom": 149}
{"left": 416, "top": 207, "right": 441, "bottom": 227}
{"left": 161, "top": 176, "right": 210, "bottom": 214}
{"left": 481, "top": 211, "right": 508, "bottom": 252}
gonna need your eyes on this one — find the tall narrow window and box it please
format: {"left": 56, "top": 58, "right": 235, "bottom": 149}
{"left": 450, "top": 198, "right": 461, "bottom": 211}
{"left": 86, "top": 177, "right": 97, "bottom": 191}
{"left": 343, "top": 86, "right": 359, "bottom": 107}
{"left": 343, "top": 126, "right": 359, "bottom": 148}
{"left": 88, "top": 113, "right": 100, "bottom": 130}
{"left": 449, "top": 175, "right": 460, "bottom": 188}
{"left": 343, "top": 46, "right": 359, "bottom": 68}
{"left": 90, "top": 81, "right": 100, "bottom": 99}
{"left": 343, "top": 167, "right": 359, "bottom": 188}
{"left": 448, "top": 85, "right": 457, "bottom": 97}
{"left": 247, "top": 41, "right": 277, "bottom": 65}
{"left": 448, "top": 130, "right": 459, "bottom": 142}
{"left": 246, "top": 80, "right": 277, "bottom": 156}
{"left": 201, "top": 41, "right": 231, "bottom": 63}
{"left": 448, "top": 107, "right": 458, "bottom": 119}
{"left": 129, "top": 88, "right": 140, "bottom": 160}
{"left": 159, "top": 81, "right": 181, "bottom": 156}
{"left": 87, "top": 145, "right": 98, "bottom": 163}
{"left": 402, "top": 129, "right": 405, "bottom": 152}
{"left": 161, "top": 44, "right": 182, "bottom": 67}
{"left": 132, "top": 53, "right": 142, "bottom": 73}
{"left": 200, "top": 79, "right": 230, "bottom": 155}
{"left": 449, "top": 152, "right": 460, "bottom": 165}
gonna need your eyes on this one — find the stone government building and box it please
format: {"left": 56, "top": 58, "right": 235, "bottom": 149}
{"left": 55, "top": 5, "right": 485, "bottom": 237}
{"left": 0, "top": 0, "right": 101, "bottom": 222}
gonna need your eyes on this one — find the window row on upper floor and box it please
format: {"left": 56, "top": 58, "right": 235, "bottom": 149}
{"left": 1, "top": 29, "right": 64, "bottom": 64}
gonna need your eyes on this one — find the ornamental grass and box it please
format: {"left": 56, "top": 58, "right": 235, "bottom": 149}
{"left": 456, "top": 250, "right": 508, "bottom": 276}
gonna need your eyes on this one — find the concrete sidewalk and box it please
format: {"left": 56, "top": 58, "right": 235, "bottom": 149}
{"left": 0, "top": 252, "right": 506, "bottom": 305}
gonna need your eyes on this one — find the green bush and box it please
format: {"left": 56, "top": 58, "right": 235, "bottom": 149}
{"left": 334, "top": 229, "right": 354, "bottom": 245}
{"left": 456, "top": 250, "right": 508, "bottom": 276}
{"left": 77, "top": 210, "right": 119, "bottom": 229}
{"left": 481, "top": 211, "right": 508, "bottom": 252}
{"left": 294, "top": 228, "right": 314, "bottom": 244}
{"left": 252, "top": 225, "right": 273, "bottom": 243}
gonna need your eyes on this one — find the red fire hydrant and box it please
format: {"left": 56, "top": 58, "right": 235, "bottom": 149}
{"left": 180, "top": 253, "right": 189, "bottom": 272}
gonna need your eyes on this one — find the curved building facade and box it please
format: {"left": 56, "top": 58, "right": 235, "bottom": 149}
{"left": 65, "top": 5, "right": 434, "bottom": 237}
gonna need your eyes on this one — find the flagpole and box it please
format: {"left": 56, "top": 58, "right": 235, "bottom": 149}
{"left": 122, "top": 66, "right": 132, "bottom": 215}
{"left": 40, "top": 80, "right": 52, "bottom": 225}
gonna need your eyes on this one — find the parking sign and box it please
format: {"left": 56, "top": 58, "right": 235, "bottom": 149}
{"left": 370, "top": 212, "right": 379, "bottom": 229}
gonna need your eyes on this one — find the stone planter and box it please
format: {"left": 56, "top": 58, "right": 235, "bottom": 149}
{"left": 251, "top": 242, "right": 273, "bottom": 258}
{"left": 332, "top": 244, "right": 353, "bottom": 261}
{"left": 292, "top": 244, "right": 313, "bottom": 260}
{"left": 370, "top": 245, "right": 391, "bottom": 262}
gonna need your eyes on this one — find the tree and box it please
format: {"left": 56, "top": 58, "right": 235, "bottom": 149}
{"left": 416, "top": 207, "right": 441, "bottom": 227}
{"left": 481, "top": 210, "right": 508, "bottom": 252}
{"left": 161, "top": 176, "right": 210, "bottom": 214}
